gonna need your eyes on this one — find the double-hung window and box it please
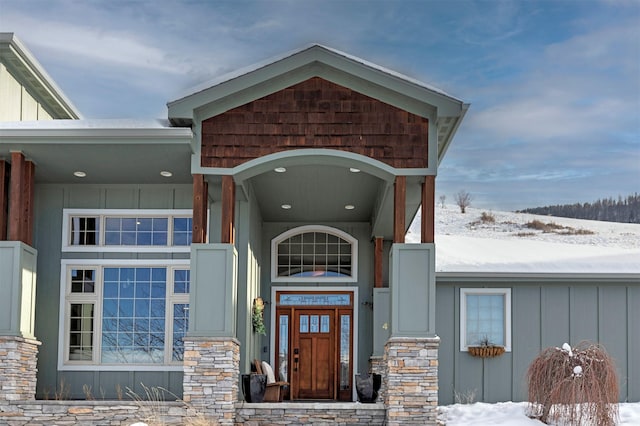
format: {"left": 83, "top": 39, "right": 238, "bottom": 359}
{"left": 460, "top": 288, "right": 511, "bottom": 352}
{"left": 60, "top": 209, "right": 193, "bottom": 371}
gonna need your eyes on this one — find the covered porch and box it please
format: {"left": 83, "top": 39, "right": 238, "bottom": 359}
{"left": 173, "top": 45, "right": 467, "bottom": 424}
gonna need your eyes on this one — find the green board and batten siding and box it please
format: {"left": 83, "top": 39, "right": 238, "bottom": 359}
{"left": 436, "top": 277, "right": 640, "bottom": 405}
{"left": 33, "top": 184, "right": 192, "bottom": 399}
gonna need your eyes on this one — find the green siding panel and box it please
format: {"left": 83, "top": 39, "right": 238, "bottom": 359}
{"left": 599, "top": 286, "right": 628, "bottom": 402}
{"left": 390, "top": 244, "right": 435, "bottom": 337}
{"left": 512, "top": 286, "right": 541, "bottom": 401}
{"left": 33, "top": 184, "right": 193, "bottom": 399}
{"left": 541, "top": 286, "right": 570, "bottom": 348}
{"left": 436, "top": 279, "right": 640, "bottom": 404}
{"left": 435, "top": 285, "right": 455, "bottom": 404}
{"left": 570, "top": 286, "right": 599, "bottom": 343}
{"left": 629, "top": 287, "right": 640, "bottom": 401}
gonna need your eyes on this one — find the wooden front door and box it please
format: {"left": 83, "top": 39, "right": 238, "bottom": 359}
{"left": 293, "top": 309, "right": 335, "bottom": 399}
{"left": 274, "top": 291, "right": 354, "bottom": 401}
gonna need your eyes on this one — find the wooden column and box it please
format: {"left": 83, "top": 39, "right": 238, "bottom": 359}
{"left": 221, "top": 175, "right": 235, "bottom": 244}
{"left": 393, "top": 176, "right": 406, "bottom": 243}
{"left": 0, "top": 160, "right": 9, "bottom": 240}
{"left": 374, "top": 237, "right": 384, "bottom": 288}
{"left": 9, "top": 152, "right": 25, "bottom": 243}
{"left": 192, "top": 174, "right": 208, "bottom": 244}
{"left": 23, "top": 161, "right": 35, "bottom": 246}
{"left": 421, "top": 176, "right": 435, "bottom": 243}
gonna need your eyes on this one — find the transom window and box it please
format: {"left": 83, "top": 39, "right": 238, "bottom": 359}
{"left": 62, "top": 209, "right": 193, "bottom": 252}
{"left": 460, "top": 288, "right": 511, "bottom": 352}
{"left": 60, "top": 261, "right": 189, "bottom": 371}
{"left": 271, "top": 225, "right": 358, "bottom": 282}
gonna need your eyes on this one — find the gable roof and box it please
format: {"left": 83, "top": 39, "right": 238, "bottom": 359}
{"left": 168, "top": 44, "right": 468, "bottom": 164}
{"left": 0, "top": 33, "right": 82, "bottom": 119}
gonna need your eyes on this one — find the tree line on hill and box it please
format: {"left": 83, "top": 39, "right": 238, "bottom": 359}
{"left": 518, "top": 193, "right": 640, "bottom": 224}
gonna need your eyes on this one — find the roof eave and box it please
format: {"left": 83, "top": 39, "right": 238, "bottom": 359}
{"left": 438, "top": 103, "right": 470, "bottom": 165}
{"left": 168, "top": 44, "right": 466, "bottom": 124}
{"left": 0, "top": 33, "right": 82, "bottom": 119}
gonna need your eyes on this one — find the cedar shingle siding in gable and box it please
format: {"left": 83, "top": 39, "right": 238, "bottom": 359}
{"left": 201, "top": 77, "right": 429, "bottom": 168}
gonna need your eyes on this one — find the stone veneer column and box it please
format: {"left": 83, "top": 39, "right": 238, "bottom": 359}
{"left": 369, "top": 355, "right": 387, "bottom": 402}
{"left": 182, "top": 337, "right": 240, "bottom": 425}
{"left": 384, "top": 336, "right": 439, "bottom": 425}
{"left": 0, "top": 336, "right": 40, "bottom": 401}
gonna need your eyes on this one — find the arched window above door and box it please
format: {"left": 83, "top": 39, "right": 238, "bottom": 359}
{"left": 271, "top": 225, "right": 358, "bottom": 282}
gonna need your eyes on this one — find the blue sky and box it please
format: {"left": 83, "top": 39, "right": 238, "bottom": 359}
{"left": 1, "top": 0, "right": 638, "bottom": 211}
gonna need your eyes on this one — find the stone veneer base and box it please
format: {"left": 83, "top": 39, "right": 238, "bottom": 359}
{"left": 0, "top": 401, "right": 391, "bottom": 426}
{"left": 384, "top": 336, "right": 440, "bottom": 425}
{"left": 182, "top": 336, "right": 240, "bottom": 425}
{"left": 235, "top": 402, "right": 386, "bottom": 425}
{"left": 0, "top": 336, "right": 40, "bottom": 402}
{"left": 369, "top": 355, "right": 387, "bottom": 402}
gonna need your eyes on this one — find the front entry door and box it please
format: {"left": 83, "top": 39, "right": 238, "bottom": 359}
{"left": 274, "top": 290, "right": 354, "bottom": 401}
{"left": 293, "top": 309, "right": 335, "bottom": 399}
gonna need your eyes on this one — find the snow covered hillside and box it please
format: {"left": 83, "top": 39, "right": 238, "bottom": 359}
{"left": 406, "top": 205, "right": 640, "bottom": 274}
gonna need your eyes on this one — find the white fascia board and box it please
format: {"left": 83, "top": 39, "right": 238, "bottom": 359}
{"left": 169, "top": 44, "right": 466, "bottom": 121}
{"left": 0, "top": 122, "right": 193, "bottom": 143}
{"left": 0, "top": 33, "right": 82, "bottom": 119}
{"left": 437, "top": 103, "right": 470, "bottom": 165}
{"left": 436, "top": 272, "right": 640, "bottom": 283}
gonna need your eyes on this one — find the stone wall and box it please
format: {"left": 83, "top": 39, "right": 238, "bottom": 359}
{"left": 235, "top": 402, "right": 386, "bottom": 425}
{"left": 0, "top": 400, "right": 391, "bottom": 426}
{"left": 0, "top": 337, "right": 40, "bottom": 402}
{"left": 369, "top": 355, "right": 387, "bottom": 402}
{"left": 0, "top": 400, "right": 188, "bottom": 426}
{"left": 384, "top": 336, "right": 439, "bottom": 425}
{"left": 183, "top": 336, "right": 240, "bottom": 425}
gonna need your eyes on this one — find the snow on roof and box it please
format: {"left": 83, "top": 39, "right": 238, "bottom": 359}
{"left": 407, "top": 205, "right": 640, "bottom": 274}
{"left": 170, "top": 43, "right": 460, "bottom": 105}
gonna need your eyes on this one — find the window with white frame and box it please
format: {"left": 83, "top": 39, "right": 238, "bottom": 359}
{"left": 61, "top": 262, "right": 189, "bottom": 369}
{"left": 62, "top": 209, "right": 193, "bottom": 252}
{"left": 460, "top": 288, "right": 511, "bottom": 351}
{"left": 271, "top": 225, "right": 358, "bottom": 282}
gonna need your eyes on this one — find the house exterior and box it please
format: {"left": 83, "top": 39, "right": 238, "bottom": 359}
{"left": 0, "top": 33, "right": 638, "bottom": 425}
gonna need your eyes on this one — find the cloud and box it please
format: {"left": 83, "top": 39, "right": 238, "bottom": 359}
{"left": 4, "top": 13, "right": 187, "bottom": 75}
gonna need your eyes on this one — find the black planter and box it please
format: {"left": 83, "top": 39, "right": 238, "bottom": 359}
{"left": 242, "top": 373, "right": 267, "bottom": 403}
{"left": 355, "top": 373, "right": 381, "bottom": 403}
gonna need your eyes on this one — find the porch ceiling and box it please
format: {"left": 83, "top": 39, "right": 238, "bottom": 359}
{"left": 0, "top": 121, "right": 194, "bottom": 184}
{"left": 251, "top": 164, "right": 379, "bottom": 222}
{"left": 245, "top": 164, "right": 422, "bottom": 239}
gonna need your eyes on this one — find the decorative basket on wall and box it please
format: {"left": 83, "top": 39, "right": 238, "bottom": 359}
{"left": 468, "top": 345, "right": 506, "bottom": 358}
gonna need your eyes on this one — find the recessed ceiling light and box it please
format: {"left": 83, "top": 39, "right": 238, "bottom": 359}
{"left": 274, "top": 167, "right": 287, "bottom": 173}
{"left": 349, "top": 168, "right": 360, "bottom": 173}
{"left": 73, "top": 171, "right": 87, "bottom": 178}
{"left": 345, "top": 204, "right": 355, "bottom": 210}
{"left": 160, "top": 171, "right": 173, "bottom": 177}
{"left": 281, "top": 204, "right": 292, "bottom": 210}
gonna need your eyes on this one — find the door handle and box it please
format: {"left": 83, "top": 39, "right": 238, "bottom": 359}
{"left": 294, "top": 348, "right": 299, "bottom": 371}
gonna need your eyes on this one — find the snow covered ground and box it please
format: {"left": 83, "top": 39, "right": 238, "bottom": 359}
{"left": 406, "top": 206, "right": 640, "bottom": 423}
{"left": 439, "top": 401, "right": 640, "bottom": 425}
{"left": 406, "top": 205, "right": 640, "bottom": 273}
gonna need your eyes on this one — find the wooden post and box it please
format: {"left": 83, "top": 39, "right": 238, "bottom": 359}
{"left": 0, "top": 160, "right": 9, "bottom": 240}
{"left": 9, "top": 152, "right": 25, "bottom": 243}
{"left": 221, "top": 175, "right": 235, "bottom": 244}
{"left": 393, "top": 176, "right": 406, "bottom": 244}
{"left": 192, "top": 174, "right": 208, "bottom": 244}
{"left": 374, "top": 237, "right": 383, "bottom": 288}
{"left": 23, "top": 161, "right": 35, "bottom": 246}
{"left": 421, "top": 175, "right": 435, "bottom": 243}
